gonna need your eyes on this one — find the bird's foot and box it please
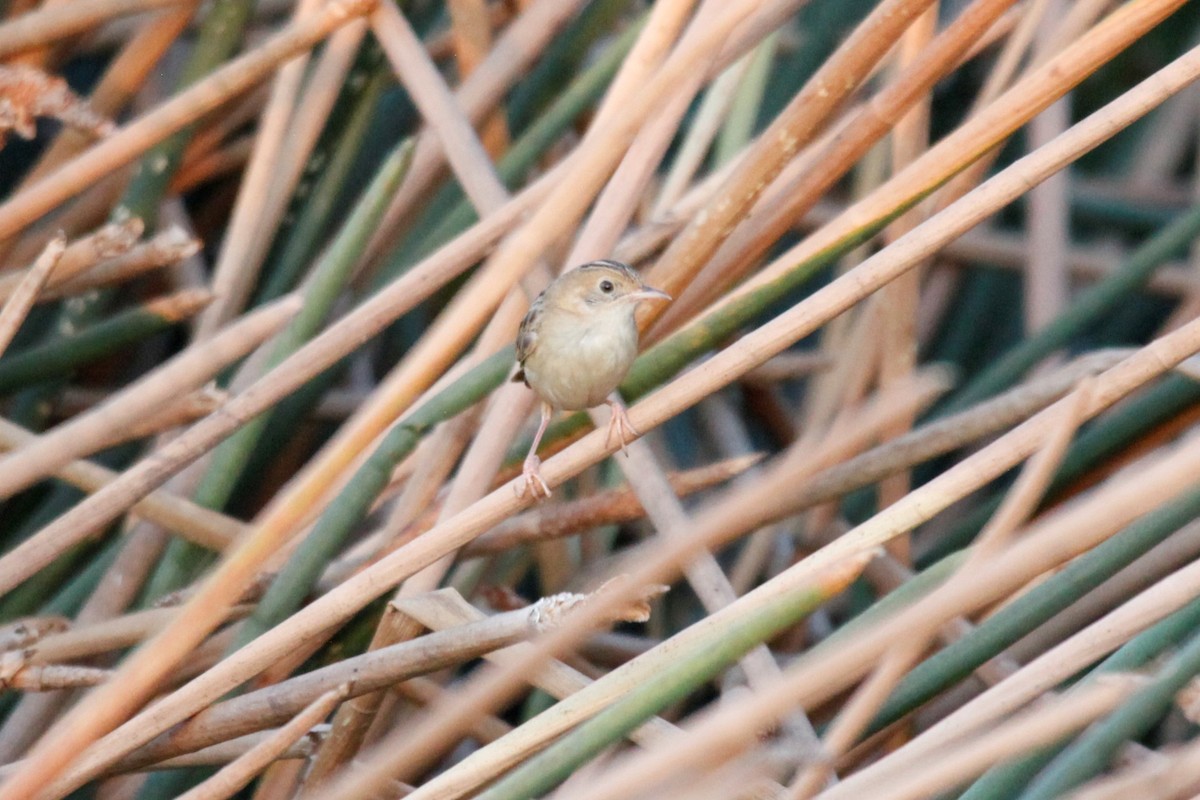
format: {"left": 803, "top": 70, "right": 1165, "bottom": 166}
{"left": 605, "top": 400, "right": 640, "bottom": 455}
{"left": 517, "top": 454, "right": 552, "bottom": 499}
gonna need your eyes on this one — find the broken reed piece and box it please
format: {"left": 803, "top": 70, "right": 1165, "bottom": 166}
{"left": 0, "top": 232, "right": 65, "bottom": 357}
{"left": 466, "top": 454, "right": 765, "bottom": 557}
{"left": 0, "top": 616, "right": 70, "bottom": 652}
{"left": 0, "top": 64, "right": 114, "bottom": 148}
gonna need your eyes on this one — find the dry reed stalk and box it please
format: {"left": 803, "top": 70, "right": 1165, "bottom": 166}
{"left": 3, "top": 217, "right": 140, "bottom": 283}
{"left": 938, "top": 219, "right": 1200, "bottom": 296}
{"left": 0, "top": 539, "right": 167, "bottom": 763}
{"left": 905, "top": 0, "right": 1113, "bottom": 255}
{"left": 822, "top": 677, "right": 1141, "bottom": 800}
{"left": 801, "top": 201, "right": 894, "bottom": 552}
{"left": 644, "top": 0, "right": 1013, "bottom": 336}
{"left": 394, "top": 676, "right": 512, "bottom": 742}
{"left": 652, "top": 48, "right": 756, "bottom": 216}
{"left": 624, "top": 181, "right": 1200, "bottom": 301}
{"left": 565, "top": 0, "right": 735, "bottom": 264}
{"left": 776, "top": 352, "right": 1125, "bottom": 517}
{"left": 179, "top": 85, "right": 274, "bottom": 182}
{"left": 362, "top": 0, "right": 591, "bottom": 262}
{"left": 394, "top": 366, "right": 526, "bottom": 594}
{"left": 324, "top": 3, "right": 782, "bottom": 767}
{"left": 91, "top": 387, "right": 227, "bottom": 451}
{"left": 0, "top": 0, "right": 375, "bottom": 242}
{"left": 0, "top": 0, "right": 191, "bottom": 58}
{"left": 964, "top": 382, "right": 1093, "bottom": 555}
{"left": 564, "top": 414, "right": 1200, "bottom": 800}
{"left": 675, "top": 27, "right": 1200, "bottom": 561}
{"left": 75, "top": 532, "right": 176, "bottom": 633}
{"left": 789, "top": 382, "right": 1090, "bottom": 795}
{"left": 41, "top": 226, "right": 201, "bottom": 301}
{"left": 253, "top": 0, "right": 757, "bottom": 592}
{"left": 665, "top": 0, "right": 1186, "bottom": 333}
{"left": 0, "top": 692, "right": 63, "bottom": 762}
{"left": 1024, "top": 3, "right": 1073, "bottom": 333}
{"left": 331, "top": 553, "right": 875, "bottom": 800}
{"left": 172, "top": 686, "right": 348, "bottom": 800}
{"left": 405, "top": 592, "right": 677, "bottom": 743}
{"left": 0, "top": 498, "right": 201, "bottom": 761}
{"left": 0, "top": 618, "right": 69, "bottom": 651}
{"left": 373, "top": 411, "right": 482, "bottom": 555}
{"left": 112, "top": 586, "right": 658, "bottom": 773}
{"left": 976, "top": 0, "right": 1052, "bottom": 108}
{"left": 43, "top": 40, "right": 1197, "bottom": 794}
{"left": 0, "top": 233, "right": 64, "bottom": 357}
{"left": 0, "top": 285, "right": 229, "bottom": 496}
{"left": 105, "top": 377, "right": 904, "bottom": 800}
{"left": 702, "top": 397, "right": 795, "bottom": 595}
{"left": 0, "top": 175, "right": 130, "bottom": 269}
{"left": 463, "top": 454, "right": 761, "bottom": 556}
{"left": 297, "top": 604, "right": 424, "bottom": 790}
{"left": 742, "top": 352, "right": 832, "bottom": 383}
{"left": 0, "top": 294, "right": 300, "bottom": 598}
{"left": 641, "top": 0, "right": 943, "bottom": 312}
{"left": 873, "top": 3, "right": 938, "bottom": 525}
{"left": 595, "top": 1, "right": 812, "bottom": 242}
{"left": 0, "top": 192, "right": 533, "bottom": 626}
{"left": 304, "top": 410, "right": 495, "bottom": 784}
{"left": 51, "top": 11, "right": 775, "bottom": 788}
{"left": 427, "top": 1, "right": 513, "bottom": 59}
{"left": 28, "top": 606, "right": 253, "bottom": 664}
{"left": 316, "top": 374, "right": 939, "bottom": 799}
{"left": 0, "top": 417, "right": 244, "bottom": 551}
{"left": 373, "top": 44, "right": 1200, "bottom": 796}
{"left": 1128, "top": 84, "right": 1199, "bottom": 190}
{"left": 371, "top": 4, "right": 508, "bottom": 212}
{"left": 138, "top": 733, "right": 317, "bottom": 773}
{"left": 261, "top": 18, "right": 367, "bottom": 238}
{"left": 194, "top": 0, "right": 322, "bottom": 339}
{"left": 868, "top": 0, "right": 1048, "bottom": 326}
{"left": 0, "top": 660, "right": 112, "bottom": 692}
{"left": 12, "top": 5, "right": 194, "bottom": 188}
{"left": 586, "top": 404, "right": 832, "bottom": 758}
{"left": 34, "top": 273, "right": 209, "bottom": 336}
{"left": 377, "top": 593, "right": 678, "bottom": 800}
{"left": 837, "top": 551, "right": 1200, "bottom": 790}
{"left": 447, "top": 0, "right": 509, "bottom": 156}
{"left": 237, "top": 762, "right": 303, "bottom": 800}
{"left": 4, "top": 0, "right": 73, "bottom": 66}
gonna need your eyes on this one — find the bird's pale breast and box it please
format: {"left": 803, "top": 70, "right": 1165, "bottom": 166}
{"left": 522, "top": 306, "right": 639, "bottom": 410}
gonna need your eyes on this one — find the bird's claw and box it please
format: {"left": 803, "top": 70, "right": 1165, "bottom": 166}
{"left": 517, "top": 454, "right": 552, "bottom": 499}
{"left": 605, "top": 402, "right": 640, "bottom": 455}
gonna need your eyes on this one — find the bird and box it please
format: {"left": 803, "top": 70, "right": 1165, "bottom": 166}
{"left": 513, "top": 259, "right": 671, "bottom": 499}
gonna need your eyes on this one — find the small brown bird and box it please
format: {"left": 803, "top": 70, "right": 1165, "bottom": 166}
{"left": 514, "top": 259, "right": 671, "bottom": 498}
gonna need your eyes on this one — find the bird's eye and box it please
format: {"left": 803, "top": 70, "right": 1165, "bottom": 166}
{"left": 599, "top": 279, "right": 615, "bottom": 293}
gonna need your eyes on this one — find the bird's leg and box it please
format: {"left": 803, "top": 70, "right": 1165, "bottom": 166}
{"left": 518, "top": 401, "right": 554, "bottom": 499}
{"left": 605, "top": 397, "right": 640, "bottom": 454}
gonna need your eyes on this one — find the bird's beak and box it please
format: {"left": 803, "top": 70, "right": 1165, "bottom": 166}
{"left": 628, "top": 286, "right": 671, "bottom": 303}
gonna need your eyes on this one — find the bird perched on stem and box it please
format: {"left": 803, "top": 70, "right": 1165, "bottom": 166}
{"left": 513, "top": 259, "right": 671, "bottom": 499}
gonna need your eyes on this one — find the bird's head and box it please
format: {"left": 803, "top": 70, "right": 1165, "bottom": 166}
{"left": 554, "top": 259, "right": 671, "bottom": 314}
